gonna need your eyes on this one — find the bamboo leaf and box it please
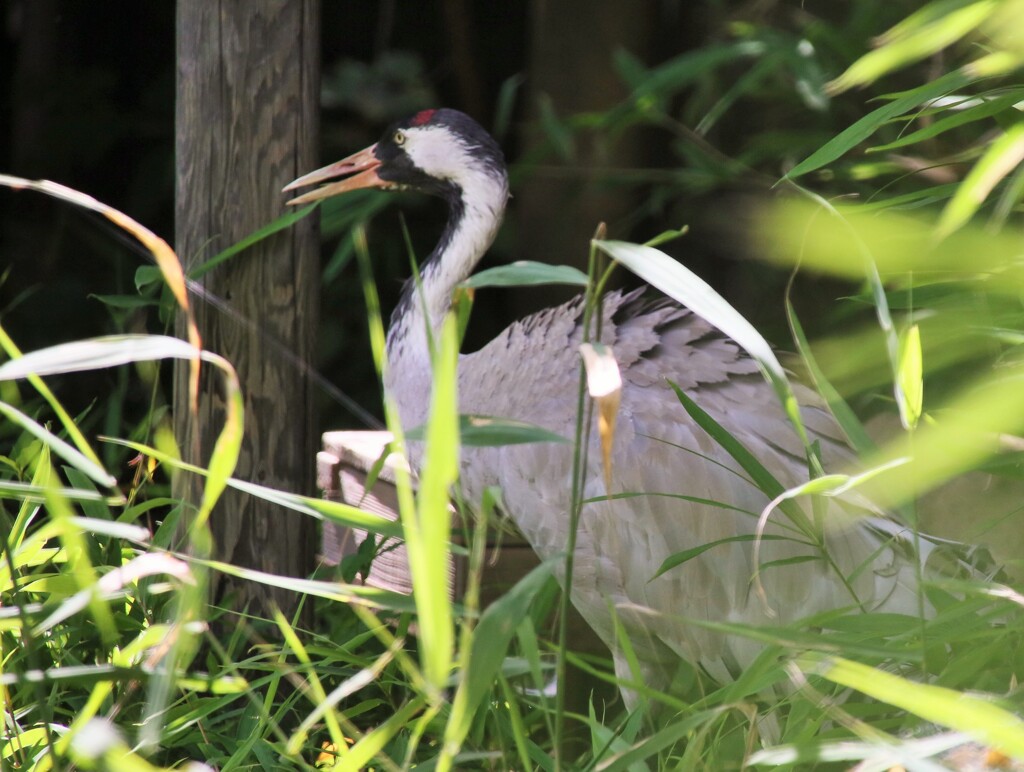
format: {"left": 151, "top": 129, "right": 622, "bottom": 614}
{"left": 800, "top": 653, "right": 1024, "bottom": 759}
{"left": 462, "top": 260, "right": 589, "bottom": 289}
{"left": 786, "top": 299, "right": 875, "bottom": 455}
{"left": 335, "top": 698, "right": 426, "bottom": 772}
{"left": 0, "top": 400, "right": 116, "bottom": 488}
{"left": 442, "top": 560, "right": 556, "bottom": 766}
{"left": 868, "top": 91, "right": 1024, "bottom": 153}
{"left": 104, "top": 437, "right": 406, "bottom": 539}
{"left": 828, "top": 1, "right": 996, "bottom": 94}
{"left": 409, "top": 313, "right": 459, "bottom": 693}
{"left": 670, "top": 384, "right": 812, "bottom": 535}
{"left": 0, "top": 335, "right": 199, "bottom": 379}
{"left": 653, "top": 534, "right": 790, "bottom": 580}
{"left": 784, "top": 70, "right": 974, "bottom": 179}
{"left": 896, "top": 323, "right": 924, "bottom": 430}
{"left": 188, "top": 204, "right": 317, "bottom": 279}
{"left": 593, "top": 239, "right": 809, "bottom": 443}
{"left": 458, "top": 415, "right": 569, "bottom": 446}
{"left": 937, "top": 121, "right": 1024, "bottom": 238}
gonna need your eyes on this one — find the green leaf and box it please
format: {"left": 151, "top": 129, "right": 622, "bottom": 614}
{"left": 784, "top": 69, "right": 974, "bottom": 180}
{"left": 134, "top": 265, "right": 162, "bottom": 292}
{"left": 623, "top": 41, "right": 766, "bottom": 102}
{"left": 442, "top": 560, "right": 556, "bottom": 765}
{"left": 494, "top": 77, "right": 525, "bottom": 142}
{"left": 594, "top": 241, "right": 783, "bottom": 381}
{"left": 652, "top": 534, "right": 791, "bottom": 580}
{"left": 408, "top": 313, "right": 459, "bottom": 693}
{"left": 0, "top": 335, "right": 199, "bottom": 379}
{"left": 594, "top": 708, "right": 730, "bottom": 772}
{"left": 407, "top": 415, "right": 570, "bottom": 446}
{"left": 104, "top": 436, "right": 407, "bottom": 539}
{"left": 878, "top": 0, "right": 983, "bottom": 45}
{"left": 785, "top": 299, "right": 875, "bottom": 456}
{"left": 188, "top": 204, "right": 318, "bottom": 280}
{"left": 642, "top": 226, "right": 689, "bottom": 249}
{"left": 896, "top": 323, "right": 924, "bottom": 430}
{"left": 868, "top": 91, "right": 1024, "bottom": 153}
{"left": 0, "top": 400, "right": 116, "bottom": 488}
{"left": 0, "top": 335, "right": 242, "bottom": 541}
{"left": 0, "top": 480, "right": 117, "bottom": 504}
{"left": 749, "top": 731, "right": 970, "bottom": 767}
{"left": 538, "top": 95, "right": 574, "bottom": 161}
{"left": 670, "top": 384, "right": 813, "bottom": 534}
{"left": 335, "top": 698, "right": 427, "bottom": 772}
{"left": 89, "top": 294, "right": 159, "bottom": 310}
{"left": 189, "top": 554, "right": 420, "bottom": 613}
{"left": 937, "top": 120, "right": 1024, "bottom": 238}
{"left": 800, "top": 653, "right": 1024, "bottom": 759}
{"left": 828, "top": 0, "right": 996, "bottom": 93}
{"left": 462, "top": 260, "right": 589, "bottom": 289}
{"left": 460, "top": 415, "right": 569, "bottom": 446}
{"left": 594, "top": 239, "right": 809, "bottom": 444}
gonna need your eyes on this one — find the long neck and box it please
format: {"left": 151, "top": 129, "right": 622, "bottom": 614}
{"left": 384, "top": 166, "right": 509, "bottom": 431}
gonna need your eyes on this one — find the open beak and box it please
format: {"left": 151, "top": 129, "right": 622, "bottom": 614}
{"left": 282, "top": 144, "right": 385, "bottom": 206}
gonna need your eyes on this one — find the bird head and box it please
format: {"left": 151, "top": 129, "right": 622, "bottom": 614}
{"left": 283, "top": 108, "right": 506, "bottom": 206}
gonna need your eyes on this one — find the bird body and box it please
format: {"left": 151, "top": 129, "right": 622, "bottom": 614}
{"left": 285, "top": 108, "right": 922, "bottom": 691}
{"left": 457, "top": 288, "right": 921, "bottom": 684}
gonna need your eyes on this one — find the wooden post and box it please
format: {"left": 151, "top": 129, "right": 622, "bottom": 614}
{"left": 174, "top": 0, "right": 320, "bottom": 620}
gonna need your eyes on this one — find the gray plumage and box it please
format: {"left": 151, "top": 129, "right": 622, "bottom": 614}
{"left": 455, "top": 288, "right": 919, "bottom": 686}
{"left": 286, "top": 108, "right": 927, "bottom": 696}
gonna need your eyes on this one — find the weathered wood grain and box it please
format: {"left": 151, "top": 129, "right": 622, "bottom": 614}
{"left": 174, "top": 0, "right": 320, "bottom": 619}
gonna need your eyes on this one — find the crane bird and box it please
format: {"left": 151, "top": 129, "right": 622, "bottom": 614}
{"left": 283, "top": 108, "right": 927, "bottom": 697}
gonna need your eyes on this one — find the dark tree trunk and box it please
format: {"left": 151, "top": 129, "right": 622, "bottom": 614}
{"left": 514, "top": 0, "right": 657, "bottom": 311}
{"left": 174, "top": 0, "right": 320, "bottom": 621}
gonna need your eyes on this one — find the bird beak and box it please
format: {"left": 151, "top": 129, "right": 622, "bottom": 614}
{"left": 282, "top": 144, "right": 385, "bottom": 205}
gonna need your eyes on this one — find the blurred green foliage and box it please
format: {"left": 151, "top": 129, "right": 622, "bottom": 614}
{"left": 2, "top": 0, "right": 1024, "bottom": 769}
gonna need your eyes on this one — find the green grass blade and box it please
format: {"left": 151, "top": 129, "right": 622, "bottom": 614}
{"left": 407, "top": 414, "right": 569, "bottom": 446}
{"left": 0, "top": 480, "right": 121, "bottom": 505}
{"left": 594, "top": 240, "right": 784, "bottom": 382}
{"left": 408, "top": 313, "right": 459, "bottom": 694}
{"left": 0, "top": 401, "right": 116, "bottom": 489}
{"left": 462, "top": 260, "right": 589, "bottom": 289}
{"left": 937, "top": 120, "right": 1024, "bottom": 238}
{"left": 653, "top": 534, "right": 792, "bottom": 580}
{"left": 459, "top": 415, "right": 569, "bottom": 446}
{"left": 785, "top": 297, "right": 875, "bottom": 455}
{"left": 0, "top": 334, "right": 199, "bottom": 378}
{"left": 827, "top": 0, "right": 995, "bottom": 93}
{"left": 188, "top": 204, "right": 317, "bottom": 279}
{"left": 336, "top": 698, "right": 427, "bottom": 772}
{"left": 594, "top": 708, "right": 727, "bottom": 772}
{"left": 784, "top": 70, "right": 974, "bottom": 180}
{"left": 869, "top": 91, "right": 1024, "bottom": 153}
{"left": 187, "top": 554, "right": 420, "bottom": 613}
{"left": 896, "top": 323, "right": 923, "bottom": 430}
{"left": 595, "top": 239, "right": 810, "bottom": 444}
{"left": 670, "top": 383, "right": 812, "bottom": 533}
{"left": 191, "top": 349, "right": 244, "bottom": 532}
{"left": 800, "top": 652, "right": 1024, "bottom": 759}
{"left": 0, "top": 335, "right": 244, "bottom": 540}
{"left": 104, "top": 436, "right": 406, "bottom": 539}
{"left": 442, "top": 559, "right": 556, "bottom": 767}
{"left": 0, "top": 323, "right": 106, "bottom": 473}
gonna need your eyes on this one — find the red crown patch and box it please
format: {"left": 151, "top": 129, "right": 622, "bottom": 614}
{"left": 411, "top": 109, "right": 437, "bottom": 126}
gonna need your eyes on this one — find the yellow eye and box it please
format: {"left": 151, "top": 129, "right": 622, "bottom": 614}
{"left": 394, "top": 130, "right": 406, "bottom": 145}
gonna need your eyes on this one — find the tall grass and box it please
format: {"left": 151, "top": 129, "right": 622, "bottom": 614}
{"left": 3, "top": 1, "right": 1024, "bottom": 769}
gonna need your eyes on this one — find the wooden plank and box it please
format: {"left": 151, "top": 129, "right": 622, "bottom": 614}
{"left": 174, "top": 0, "right": 320, "bottom": 619}
{"left": 318, "top": 430, "right": 541, "bottom": 603}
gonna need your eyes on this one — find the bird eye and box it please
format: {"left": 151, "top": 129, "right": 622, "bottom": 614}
{"left": 393, "top": 130, "right": 406, "bottom": 145}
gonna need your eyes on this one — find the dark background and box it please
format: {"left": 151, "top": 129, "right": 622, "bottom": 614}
{"left": 1, "top": 0, "right": 910, "bottom": 446}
